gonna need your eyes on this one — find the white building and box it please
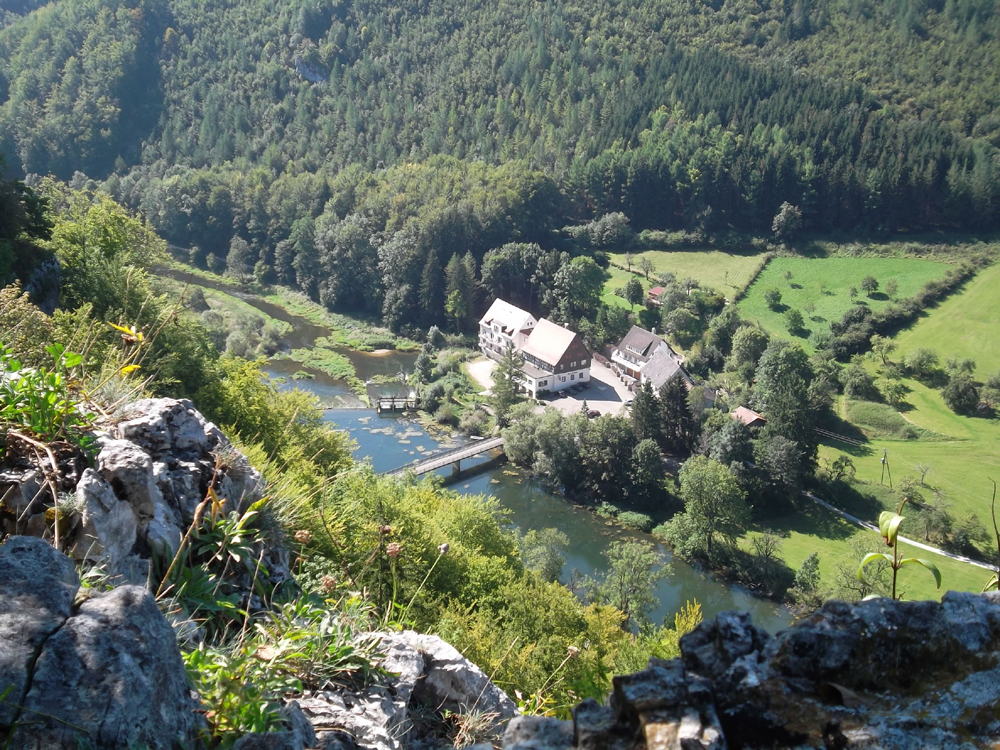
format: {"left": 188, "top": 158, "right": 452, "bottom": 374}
{"left": 517, "top": 318, "right": 592, "bottom": 398}
{"left": 478, "top": 299, "right": 537, "bottom": 360}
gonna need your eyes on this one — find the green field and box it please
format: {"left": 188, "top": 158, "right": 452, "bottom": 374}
{"left": 893, "top": 262, "right": 1000, "bottom": 378}
{"left": 603, "top": 249, "right": 768, "bottom": 309}
{"left": 737, "top": 257, "right": 951, "bottom": 351}
{"left": 747, "top": 502, "right": 987, "bottom": 602}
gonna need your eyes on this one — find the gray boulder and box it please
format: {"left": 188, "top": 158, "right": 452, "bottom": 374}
{"left": 70, "top": 469, "right": 137, "bottom": 571}
{"left": 9, "top": 585, "right": 204, "bottom": 749}
{"left": 296, "top": 631, "right": 517, "bottom": 750}
{"left": 0, "top": 536, "right": 79, "bottom": 727}
{"left": 98, "top": 438, "right": 182, "bottom": 556}
{"left": 390, "top": 630, "right": 518, "bottom": 720}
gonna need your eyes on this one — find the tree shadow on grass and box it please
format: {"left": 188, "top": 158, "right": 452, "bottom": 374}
{"left": 868, "top": 292, "right": 889, "bottom": 301}
{"left": 809, "top": 315, "right": 827, "bottom": 323}
{"left": 790, "top": 283, "right": 803, "bottom": 289}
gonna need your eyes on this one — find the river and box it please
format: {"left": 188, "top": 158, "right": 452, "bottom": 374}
{"left": 160, "top": 265, "right": 793, "bottom": 632}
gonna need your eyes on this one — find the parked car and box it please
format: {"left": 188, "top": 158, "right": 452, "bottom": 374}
{"left": 623, "top": 398, "right": 634, "bottom": 409}
{"left": 582, "top": 381, "right": 591, "bottom": 389}
{"left": 587, "top": 409, "right": 601, "bottom": 418}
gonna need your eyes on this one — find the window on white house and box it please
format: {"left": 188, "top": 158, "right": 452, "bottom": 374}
{"left": 570, "top": 373, "right": 575, "bottom": 380}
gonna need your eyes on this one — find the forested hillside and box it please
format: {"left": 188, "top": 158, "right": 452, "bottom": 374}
{"left": 1, "top": 0, "right": 999, "bottom": 328}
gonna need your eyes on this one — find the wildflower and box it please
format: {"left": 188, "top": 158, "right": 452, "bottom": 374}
{"left": 320, "top": 575, "right": 338, "bottom": 593}
{"left": 567, "top": 645, "right": 580, "bottom": 659}
{"left": 437, "top": 542, "right": 450, "bottom": 556}
{"left": 294, "top": 529, "right": 313, "bottom": 545}
{"left": 387, "top": 542, "right": 401, "bottom": 558}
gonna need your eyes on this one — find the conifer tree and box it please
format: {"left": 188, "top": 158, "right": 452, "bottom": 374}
{"left": 630, "top": 380, "right": 661, "bottom": 443}
{"left": 658, "top": 377, "right": 698, "bottom": 454}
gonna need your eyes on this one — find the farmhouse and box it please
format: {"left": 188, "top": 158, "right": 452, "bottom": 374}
{"left": 647, "top": 286, "right": 667, "bottom": 306}
{"left": 478, "top": 299, "right": 537, "bottom": 360}
{"left": 611, "top": 326, "right": 676, "bottom": 381}
{"left": 518, "top": 318, "right": 591, "bottom": 398}
{"left": 641, "top": 347, "right": 692, "bottom": 391}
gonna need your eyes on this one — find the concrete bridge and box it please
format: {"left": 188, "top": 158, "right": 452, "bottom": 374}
{"left": 385, "top": 436, "right": 505, "bottom": 478}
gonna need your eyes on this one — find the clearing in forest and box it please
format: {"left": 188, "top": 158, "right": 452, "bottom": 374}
{"left": 737, "top": 256, "right": 951, "bottom": 351}
{"left": 603, "top": 249, "right": 767, "bottom": 309}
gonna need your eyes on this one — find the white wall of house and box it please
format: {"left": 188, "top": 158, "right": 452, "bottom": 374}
{"left": 522, "top": 366, "right": 590, "bottom": 398}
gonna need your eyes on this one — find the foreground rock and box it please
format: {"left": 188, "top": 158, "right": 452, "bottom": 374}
{"left": 505, "top": 593, "right": 1000, "bottom": 750}
{"left": 296, "top": 630, "right": 517, "bottom": 750}
{"left": 0, "top": 536, "right": 203, "bottom": 749}
{"left": 0, "top": 397, "right": 288, "bottom": 596}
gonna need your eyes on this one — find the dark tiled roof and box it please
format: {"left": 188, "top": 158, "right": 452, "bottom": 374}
{"left": 642, "top": 347, "right": 689, "bottom": 390}
{"left": 616, "top": 326, "right": 670, "bottom": 363}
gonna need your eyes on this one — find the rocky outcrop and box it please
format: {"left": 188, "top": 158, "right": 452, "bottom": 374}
{"left": 0, "top": 536, "right": 203, "bottom": 748}
{"left": 296, "top": 630, "right": 517, "bottom": 750}
{"left": 505, "top": 593, "right": 1000, "bottom": 750}
{"left": 1, "top": 397, "right": 274, "bottom": 588}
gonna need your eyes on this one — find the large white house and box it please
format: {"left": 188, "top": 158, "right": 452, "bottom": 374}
{"left": 478, "top": 299, "right": 537, "bottom": 360}
{"left": 517, "top": 318, "right": 591, "bottom": 398}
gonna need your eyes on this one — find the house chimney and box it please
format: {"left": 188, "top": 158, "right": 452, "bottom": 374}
{"left": 651, "top": 327, "right": 657, "bottom": 336}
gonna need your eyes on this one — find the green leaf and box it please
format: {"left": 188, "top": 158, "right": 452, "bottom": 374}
{"left": 983, "top": 574, "right": 999, "bottom": 593}
{"left": 877, "top": 511, "right": 895, "bottom": 538}
{"left": 886, "top": 514, "right": 905, "bottom": 546}
{"left": 857, "top": 552, "right": 892, "bottom": 581}
{"left": 899, "top": 558, "right": 942, "bottom": 590}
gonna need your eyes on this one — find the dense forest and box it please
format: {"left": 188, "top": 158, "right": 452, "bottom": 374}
{"left": 1, "top": 0, "right": 999, "bottom": 329}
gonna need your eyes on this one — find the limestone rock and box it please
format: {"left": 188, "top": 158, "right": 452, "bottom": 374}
{"left": 390, "top": 630, "right": 518, "bottom": 720}
{"left": 98, "top": 438, "right": 182, "bottom": 556}
{"left": 9, "top": 585, "right": 204, "bottom": 749}
{"left": 0, "top": 536, "right": 79, "bottom": 727}
{"left": 504, "top": 715, "right": 575, "bottom": 750}
{"left": 70, "top": 468, "right": 137, "bottom": 571}
{"left": 295, "top": 630, "right": 517, "bottom": 750}
{"left": 503, "top": 594, "right": 1000, "bottom": 750}
{"left": 117, "top": 397, "right": 222, "bottom": 458}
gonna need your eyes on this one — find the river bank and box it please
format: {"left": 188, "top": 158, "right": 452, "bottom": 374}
{"left": 152, "top": 261, "right": 793, "bottom": 631}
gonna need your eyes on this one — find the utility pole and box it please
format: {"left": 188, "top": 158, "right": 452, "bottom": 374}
{"left": 880, "top": 448, "right": 893, "bottom": 489}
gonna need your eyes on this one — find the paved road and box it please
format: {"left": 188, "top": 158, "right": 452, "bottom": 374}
{"left": 803, "top": 492, "right": 996, "bottom": 571}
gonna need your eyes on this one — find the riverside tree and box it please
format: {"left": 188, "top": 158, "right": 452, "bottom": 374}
{"left": 491, "top": 343, "right": 524, "bottom": 427}
{"left": 661, "top": 455, "right": 749, "bottom": 558}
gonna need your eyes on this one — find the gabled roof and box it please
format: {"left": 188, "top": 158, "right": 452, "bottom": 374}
{"left": 648, "top": 286, "right": 666, "bottom": 297}
{"left": 732, "top": 406, "right": 766, "bottom": 426}
{"left": 520, "top": 318, "right": 581, "bottom": 367}
{"left": 616, "top": 326, "right": 671, "bottom": 362}
{"left": 642, "top": 347, "right": 690, "bottom": 390}
{"left": 479, "top": 299, "right": 535, "bottom": 337}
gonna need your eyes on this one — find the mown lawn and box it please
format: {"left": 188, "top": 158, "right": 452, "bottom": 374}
{"left": 737, "top": 257, "right": 951, "bottom": 352}
{"left": 892, "top": 262, "right": 1000, "bottom": 379}
{"left": 746, "top": 501, "right": 987, "bottom": 602}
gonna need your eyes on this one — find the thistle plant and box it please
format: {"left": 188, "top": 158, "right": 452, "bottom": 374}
{"left": 857, "top": 498, "right": 941, "bottom": 600}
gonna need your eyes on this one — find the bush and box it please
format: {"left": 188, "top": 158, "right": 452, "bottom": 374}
{"left": 617, "top": 511, "right": 654, "bottom": 532}
{"left": 458, "top": 407, "right": 490, "bottom": 436}
{"left": 434, "top": 403, "right": 458, "bottom": 425}
{"left": 595, "top": 502, "right": 619, "bottom": 519}
{"left": 942, "top": 372, "right": 980, "bottom": 415}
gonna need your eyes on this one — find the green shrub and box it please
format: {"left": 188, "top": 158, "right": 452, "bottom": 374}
{"left": 844, "top": 399, "right": 918, "bottom": 440}
{"left": 617, "top": 511, "right": 654, "bottom": 532}
{"left": 595, "top": 502, "right": 618, "bottom": 519}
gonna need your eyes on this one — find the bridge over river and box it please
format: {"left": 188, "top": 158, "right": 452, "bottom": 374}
{"left": 384, "top": 436, "right": 505, "bottom": 478}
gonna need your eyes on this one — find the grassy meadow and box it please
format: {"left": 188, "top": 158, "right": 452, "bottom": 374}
{"left": 602, "top": 249, "right": 768, "bottom": 309}
{"left": 892, "top": 262, "right": 1000, "bottom": 378}
{"left": 745, "top": 501, "right": 988, "bottom": 602}
{"left": 737, "top": 256, "right": 951, "bottom": 351}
